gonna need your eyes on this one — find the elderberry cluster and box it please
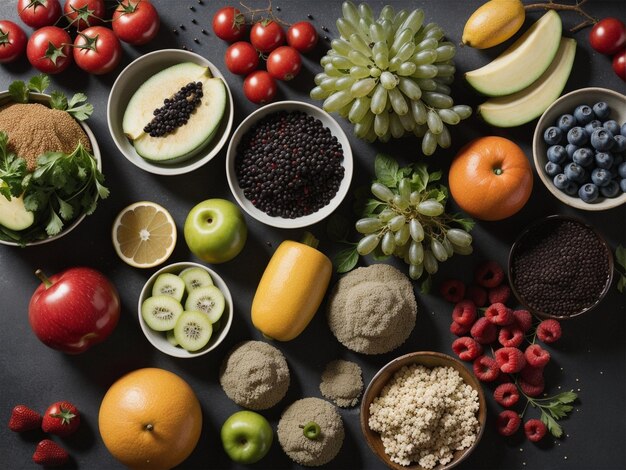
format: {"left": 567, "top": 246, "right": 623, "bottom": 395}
{"left": 144, "top": 81, "right": 203, "bottom": 137}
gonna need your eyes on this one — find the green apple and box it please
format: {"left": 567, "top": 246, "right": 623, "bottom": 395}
{"left": 184, "top": 199, "right": 247, "bottom": 263}
{"left": 221, "top": 410, "right": 273, "bottom": 464}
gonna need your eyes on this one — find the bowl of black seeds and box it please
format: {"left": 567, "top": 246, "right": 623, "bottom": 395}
{"left": 508, "top": 215, "right": 613, "bottom": 319}
{"left": 226, "top": 101, "right": 353, "bottom": 229}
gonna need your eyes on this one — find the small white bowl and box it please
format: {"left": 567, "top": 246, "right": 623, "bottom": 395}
{"left": 533, "top": 87, "right": 626, "bottom": 211}
{"left": 107, "top": 49, "right": 234, "bottom": 176}
{"left": 0, "top": 91, "right": 102, "bottom": 247}
{"left": 138, "top": 262, "right": 233, "bottom": 358}
{"left": 225, "top": 100, "right": 354, "bottom": 229}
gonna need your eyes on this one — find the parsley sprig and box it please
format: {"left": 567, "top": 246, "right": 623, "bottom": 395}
{"left": 520, "top": 388, "right": 578, "bottom": 438}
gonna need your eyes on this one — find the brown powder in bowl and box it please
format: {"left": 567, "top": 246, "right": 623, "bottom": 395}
{"left": 320, "top": 360, "right": 363, "bottom": 408}
{"left": 0, "top": 103, "right": 92, "bottom": 171}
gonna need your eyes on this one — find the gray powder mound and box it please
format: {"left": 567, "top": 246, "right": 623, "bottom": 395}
{"left": 277, "top": 397, "right": 344, "bottom": 467}
{"left": 327, "top": 264, "right": 418, "bottom": 354}
{"left": 320, "top": 360, "right": 363, "bottom": 408}
{"left": 219, "top": 340, "right": 290, "bottom": 410}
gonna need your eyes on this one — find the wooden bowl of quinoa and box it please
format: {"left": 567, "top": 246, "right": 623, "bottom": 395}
{"left": 360, "top": 351, "right": 486, "bottom": 470}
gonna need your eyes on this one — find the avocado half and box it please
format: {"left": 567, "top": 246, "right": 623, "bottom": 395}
{"left": 122, "top": 62, "right": 227, "bottom": 163}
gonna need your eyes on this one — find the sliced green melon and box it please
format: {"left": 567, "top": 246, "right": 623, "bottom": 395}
{"left": 122, "top": 62, "right": 227, "bottom": 163}
{"left": 0, "top": 192, "right": 34, "bottom": 231}
{"left": 478, "top": 37, "right": 577, "bottom": 128}
{"left": 465, "top": 10, "right": 562, "bottom": 97}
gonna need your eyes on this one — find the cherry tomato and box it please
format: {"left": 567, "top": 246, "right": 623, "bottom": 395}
{"left": 64, "top": 0, "right": 105, "bottom": 30}
{"left": 0, "top": 20, "right": 27, "bottom": 63}
{"left": 225, "top": 41, "right": 259, "bottom": 75}
{"left": 589, "top": 18, "right": 626, "bottom": 55}
{"left": 212, "top": 6, "right": 247, "bottom": 42}
{"left": 73, "top": 26, "right": 121, "bottom": 74}
{"left": 250, "top": 19, "right": 285, "bottom": 53}
{"left": 244, "top": 70, "right": 277, "bottom": 104}
{"left": 112, "top": 0, "right": 159, "bottom": 45}
{"left": 26, "top": 26, "right": 72, "bottom": 74}
{"left": 613, "top": 49, "right": 626, "bottom": 81}
{"left": 267, "top": 46, "right": 301, "bottom": 81}
{"left": 287, "top": 21, "right": 318, "bottom": 53}
{"left": 17, "top": 0, "right": 61, "bottom": 29}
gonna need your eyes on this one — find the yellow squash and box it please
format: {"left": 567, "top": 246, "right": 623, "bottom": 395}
{"left": 251, "top": 233, "right": 332, "bottom": 341}
{"left": 462, "top": 0, "right": 525, "bottom": 49}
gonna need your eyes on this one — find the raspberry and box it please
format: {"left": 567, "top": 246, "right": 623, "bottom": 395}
{"left": 485, "top": 303, "right": 514, "bottom": 326}
{"left": 440, "top": 279, "right": 466, "bottom": 303}
{"left": 473, "top": 355, "right": 500, "bottom": 382}
{"left": 513, "top": 310, "right": 533, "bottom": 333}
{"left": 452, "top": 300, "right": 477, "bottom": 327}
{"left": 537, "top": 319, "right": 562, "bottom": 343}
{"left": 494, "top": 382, "right": 520, "bottom": 408}
{"left": 519, "top": 378, "right": 545, "bottom": 397}
{"left": 470, "top": 317, "right": 498, "bottom": 344}
{"left": 475, "top": 260, "right": 505, "bottom": 288}
{"left": 452, "top": 337, "right": 483, "bottom": 361}
{"left": 499, "top": 327, "right": 524, "bottom": 348}
{"left": 525, "top": 344, "right": 551, "bottom": 368}
{"left": 495, "top": 347, "right": 526, "bottom": 373}
{"left": 496, "top": 410, "right": 521, "bottom": 436}
{"left": 488, "top": 284, "right": 511, "bottom": 305}
{"left": 465, "top": 284, "right": 488, "bottom": 307}
{"left": 524, "top": 419, "right": 548, "bottom": 442}
{"left": 450, "top": 320, "right": 471, "bottom": 336}
{"left": 520, "top": 365, "right": 544, "bottom": 386}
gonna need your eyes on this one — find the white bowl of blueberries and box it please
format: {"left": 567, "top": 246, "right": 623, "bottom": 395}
{"left": 533, "top": 87, "right": 626, "bottom": 210}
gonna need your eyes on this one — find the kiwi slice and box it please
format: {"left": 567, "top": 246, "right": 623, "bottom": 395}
{"left": 179, "top": 267, "right": 213, "bottom": 292}
{"left": 174, "top": 311, "right": 213, "bottom": 352}
{"left": 185, "top": 285, "right": 225, "bottom": 323}
{"left": 141, "top": 295, "right": 183, "bottom": 331}
{"left": 152, "top": 273, "right": 186, "bottom": 302}
{"left": 166, "top": 329, "right": 179, "bottom": 347}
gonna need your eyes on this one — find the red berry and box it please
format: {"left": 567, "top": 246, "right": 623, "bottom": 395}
{"left": 499, "top": 327, "right": 524, "bottom": 348}
{"left": 495, "top": 347, "right": 526, "bottom": 374}
{"left": 488, "top": 284, "right": 511, "bottom": 304}
{"left": 473, "top": 355, "right": 500, "bottom": 382}
{"left": 32, "top": 439, "right": 69, "bottom": 467}
{"left": 525, "top": 344, "right": 551, "bottom": 368}
{"left": 513, "top": 310, "right": 533, "bottom": 333}
{"left": 440, "top": 279, "right": 466, "bottom": 303}
{"left": 475, "top": 260, "right": 504, "bottom": 288}
{"left": 452, "top": 300, "right": 477, "bottom": 327}
{"left": 537, "top": 319, "right": 562, "bottom": 343}
{"left": 452, "top": 337, "right": 483, "bottom": 361}
{"left": 465, "top": 284, "right": 488, "bottom": 307}
{"left": 8, "top": 405, "right": 42, "bottom": 432}
{"left": 496, "top": 410, "right": 521, "bottom": 436}
{"left": 470, "top": 317, "right": 498, "bottom": 344}
{"left": 520, "top": 365, "right": 544, "bottom": 386}
{"left": 494, "top": 382, "right": 520, "bottom": 408}
{"left": 450, "top": 320, "right": 471, "bottom": 336}
{"left": 485, "top": 303, "right": 514, "bottom": 326}
{"left": 520, "top": 377, "right": 545, "bottom": 397}
{"left": 524, "top": 419, "right": 548, "bottom": 442}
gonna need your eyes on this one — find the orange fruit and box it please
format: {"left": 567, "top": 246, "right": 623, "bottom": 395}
{"left": 98, "top": 368, "right": 202, "bottom": 470}
{"left": 449, "top": 136, "right": 533, "bottom": 221}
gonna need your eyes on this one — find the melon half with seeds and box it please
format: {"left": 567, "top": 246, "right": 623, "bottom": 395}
{"left": 122, "top": 62, "right": 227, "bottom": 163}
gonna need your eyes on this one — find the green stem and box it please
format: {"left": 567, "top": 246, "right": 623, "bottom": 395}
{"left": 300, "top": 421, "right": 321, "bottom": 440}
{"left": 300, "top": 231, "right": 319, "bottom": 249}
{"left": 35, "top": 269, "right": 53, "bottom": 288}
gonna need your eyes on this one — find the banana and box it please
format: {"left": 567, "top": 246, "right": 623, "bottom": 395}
{"left": 462, "top": 0, "right": 526, "bottom": 49}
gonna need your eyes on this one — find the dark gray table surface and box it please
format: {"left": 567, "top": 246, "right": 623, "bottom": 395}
{"left": 1, "top": 1, "right": 625, "bottom": 469}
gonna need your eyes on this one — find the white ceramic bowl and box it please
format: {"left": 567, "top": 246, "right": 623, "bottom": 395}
{"left": 107, "top": 49, "right": 234, "bottom": 176}
{"left": 226, "top": 100, "right": 354, "bottom": 229}
{"left": 138, "top": 262, "right": 233, "bottom": 358}
{"left": 0, "top": 91, "right": 101, "bottom": 247}
{"left": 533, "top": 87, "right": 626, "bottom": 211}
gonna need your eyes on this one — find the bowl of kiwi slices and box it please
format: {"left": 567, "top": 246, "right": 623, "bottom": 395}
{"left": 138, "top": 261, "right": 233, "bottom": 358}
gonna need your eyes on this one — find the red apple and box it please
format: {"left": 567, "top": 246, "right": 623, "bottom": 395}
{"left": 28, "top": 267, "right": 121, "bottom": 354}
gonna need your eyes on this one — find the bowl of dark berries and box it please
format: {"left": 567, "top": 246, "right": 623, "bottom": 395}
{"left": 533, "top": 87, "right": 626, "bottom": 210}
{"left": 107, "top": 49, "right": 234, "bottom": 176}
{"left": 226, "top": 100, "right": 353, "bottom": 229}
{"left": 508, "top": 215, "right": 613, "bottom": 319}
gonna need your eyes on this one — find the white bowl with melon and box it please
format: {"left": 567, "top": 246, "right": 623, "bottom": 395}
{"left": 107, "top": 49, "right": 233, "bottom": 175}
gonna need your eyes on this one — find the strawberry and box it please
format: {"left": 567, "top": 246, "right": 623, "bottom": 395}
{"left": 41, "top": 401, "right": 80, "bottom": 437}
{"left": 8, "top": 405, "right": 42, "bottom": 432}
{"left": 33, "top": 439, "right": 69, "bottom": 467}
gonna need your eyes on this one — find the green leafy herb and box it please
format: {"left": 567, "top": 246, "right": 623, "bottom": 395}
{"left": 615, "top": 245, "right": 626, "bottom": 293}
{"left": 8, "top": 80, "right": 28, "bottom": 103}
{"left": 374, "top": 153, "right": 399, "bottom": 187}
{"left": 334, "top": 246, "right": 359, "bottom": 273}
{"left": 0, "top": 131, "right": 29, "bottom": 200}
{"left": 49, "top": 90, "right": 68, "bottom": 110}
{"left": 65, "top": 93, "right": 93, "bottom": 121}
{"left": 28, "top": 74, "right": 50, "bottom": 93}
{"left": 523, "top": 390, "right": 578, "bottom": 438}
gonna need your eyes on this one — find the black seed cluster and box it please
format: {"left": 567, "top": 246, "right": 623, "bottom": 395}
{"left": 143, "top": 82, "right": 203, "bottom": 138}
{"left": 235, "top": 111, "right": 345, "bottom": 218}
{"left": 510, "top": 218, "right": 610, "bottom": 317}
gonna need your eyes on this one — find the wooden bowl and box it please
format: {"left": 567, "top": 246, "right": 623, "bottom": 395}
{"left": 360, "top": 351, "right": 486, "bottom": 470}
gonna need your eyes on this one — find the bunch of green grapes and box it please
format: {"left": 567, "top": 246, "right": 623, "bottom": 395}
{"left": 310, "top": 1, "right": 472, "bottom": 154}
{"left": 356, "top": 179, "right": 474, "bottom": 280}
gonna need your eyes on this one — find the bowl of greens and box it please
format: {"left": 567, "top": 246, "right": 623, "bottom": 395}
{"left": 0, "top": 75, "right": 109, "bottom": 246}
